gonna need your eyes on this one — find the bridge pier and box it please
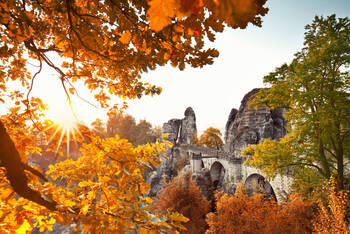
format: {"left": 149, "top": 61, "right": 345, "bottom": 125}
{"left": 192, "top": 153, "right": 203, "bottom": 173}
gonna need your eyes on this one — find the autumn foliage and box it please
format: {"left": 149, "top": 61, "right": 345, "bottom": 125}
{"left": 206, "top": 184, "right": 312, "bottom": 234}
{"left": 0, "top": 0, "right": 270, "bottom": 231}
{"left": 0, "top": 121, "right": 190, "bottom": 232}
{"left": 153, "top": 173, "right": 210, "bottom": 234}
{"left": 198, "top": 127, "right": 224, "bottom": 149}
{"left": 106, "top": 113, "right": 161, "bottom": 145}
{"left": 313, "top": 179, "right": 350, "bottom": 233}
{"left": 0, "top": 0, "right": 268, "bottom": 113}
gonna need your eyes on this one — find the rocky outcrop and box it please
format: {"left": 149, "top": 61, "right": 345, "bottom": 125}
{"left": 162, "top": 119, "right": 182, "bottom": 144}
{"left": 224, "top": 88, "right": 286, "bottom": 155}
{"left": 149, "top": 89, "right": 287, "bottom": 199}
{"left": 224, "top": 108, "right": 238, "bottom": 141}
{"left": 148, "top": 107, "right": 197, "bottom": 197}
{"left": 244, "top": 174, "right": 277, "bottom": 201}
{"left": 179, "top": 107, "right": 197, "bottom": 144}
{"left": 159, "top": 107, "right": 197, "bottom": 145}
{"left": 191, "top": 168, "right": 213, "bottom": 200}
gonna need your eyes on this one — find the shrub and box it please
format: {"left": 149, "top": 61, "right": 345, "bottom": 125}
{"left": 206, "top": 184, "right": 312, "bottom": 234}
{"left": 153, "top": 173, "right": 210, "bottom": 234}
{"left": 313, "top": 179, "right": 350, "bottom": 233}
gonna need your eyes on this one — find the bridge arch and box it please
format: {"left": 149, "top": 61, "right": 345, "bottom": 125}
{"left": 244, "top": 173, "right": 277, "bottom": 201}
{"left": 210, "top": 161, "right": 225, "bottom": 189}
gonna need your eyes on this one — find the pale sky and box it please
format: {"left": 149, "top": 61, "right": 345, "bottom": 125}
{"left": 28, "top": 0, "right": 350, "bottom": 134}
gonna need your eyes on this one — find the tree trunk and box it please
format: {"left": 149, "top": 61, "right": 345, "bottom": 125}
{"left": 0, "top": 121, "right": 57, "bottom": 211}
{"left": 319, "top": 139, "right": 331, "bottom": 179}
{"left": 336, "top": 139, "right": 344, "bottom": 190}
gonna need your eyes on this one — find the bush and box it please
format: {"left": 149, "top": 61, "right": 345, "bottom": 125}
{"left": 313, "top": 179, "right": 350, "bottom": 233}
{"left": 153, "top": 173, "right": 210, "bottom": 234}
{"left": 206, "top": 184, "right": 312, "bottom": 234}
{"left": 174, "top": 155, "right": 189, "bottom": 173}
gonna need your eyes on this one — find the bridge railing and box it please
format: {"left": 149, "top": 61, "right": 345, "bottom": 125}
{"left": 179, "top": 144, "right": 242, "bottom": 163}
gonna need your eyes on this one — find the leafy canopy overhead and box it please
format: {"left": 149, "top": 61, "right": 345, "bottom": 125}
{"left": 0, "top": 0, "right": 268, "bottom": 109}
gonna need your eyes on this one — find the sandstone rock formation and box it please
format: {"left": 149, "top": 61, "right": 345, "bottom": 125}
{"left": 149, "top": 88, "right": 288, "bottom": 199}
{"left": 179, "top": 107, "right": 197, "bottom": 144}
{"left": 244, "top": 173, "right": 277, "bottom": 201}
{"left": 224, "top": 108, "right": 238, "bottom": 141}
{"left": 191, "top": 168, "right": 213, "bottom": 200}
{"left": 148, "top": 107, "right": 197, "bottom": 197}
{"left": 224, "top": 88, "right": 286, "bottom": 155}
{"left": 162, "top": 119, "right": 182, "bottom": 144}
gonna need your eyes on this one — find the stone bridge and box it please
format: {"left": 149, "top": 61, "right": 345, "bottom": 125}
{"left": 178, "top": 144, "right": 292, "bottom": 201}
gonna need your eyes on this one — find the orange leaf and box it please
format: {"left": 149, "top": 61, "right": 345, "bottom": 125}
{"left": 147, "top": 0, "right": 177, "bottom": 32}
{"left": 119, "top": 31, "right": 131, "bottom": 44}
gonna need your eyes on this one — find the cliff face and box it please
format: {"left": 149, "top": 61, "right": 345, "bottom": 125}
{"left": 148, "top": 107, "right": 197, "bottom": 197}
{"left": 224, "top": 88, "right": 286, "bottom": 155}
{"left": 180, "top": 107, "right": 197, "bottom": 144}
{"left": 160, "top": 107, "right": 197, "bottom": 145}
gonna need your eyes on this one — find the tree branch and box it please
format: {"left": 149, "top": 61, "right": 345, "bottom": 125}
{"left": 0, "top": 121, "right": 57, "bottom": 211}
{"left": 287, "top": 162, "right": 326, "bottom": 177}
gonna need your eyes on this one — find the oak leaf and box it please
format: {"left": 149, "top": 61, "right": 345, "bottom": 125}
{"left": 119, "top": 31, "right": 131, "bottom": 44}
{"left": 147, "top": 0, "right": 177, "bottom": 31}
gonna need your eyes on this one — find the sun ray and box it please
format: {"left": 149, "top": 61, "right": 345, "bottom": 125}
{"left": 47, "top": 124, "right": 62, "bottom": 145}
{"left": 73, "top": 124, "right": 83, "bottom": 139}
{"left": 55, "top": 127, "right": 66, "bottom": 155}
{"left": 45, "top": 107, "right": 82, "bottom": 159}
{"left": 43, "top": 122, "right": 56, "bottom": 132}
{"left": 66, "top": 127, "right": 70, "bottom": 158}
{"left": 72, "top": 128, "right": 79, "bottom": 147}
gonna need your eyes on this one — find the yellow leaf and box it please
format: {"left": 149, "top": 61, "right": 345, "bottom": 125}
{"left": 87, "top": 190, "right": 95, "bottom": 200}
{"left": 15, "top": 219, "right": 32, "bottom": 234}
{"left": 82, "top": 204, "right": 90, "bottom": 215}
{"left": 47, "top": 217, "right": 56, "bottom": 225}
{"left": 160, "top": 221, "right": 172, "bottom": 229}
{"left": 0, "top": 188, "right": 13, "bottom": 199}
{"left": 78, "top": 181, "right": 90, "bottom": 187}
{"left": 100, "top": 176, "right": 111, "bottom": 183}
{"left": 145, "top": 197, "right": 153, "bottom": 204}
{"left": 119, "top": 31, "right": 131, "bottom": 44}
{"left": 172, "top": 222, "right": 187, "bottom": 230}
{"left": 169, "top": 212, "right": 189, "bottom": 222}
{"left": 64, "top": 200, "right": 76, "bottom": 207}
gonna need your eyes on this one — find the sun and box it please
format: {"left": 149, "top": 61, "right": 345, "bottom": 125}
{"left": 46, "top": 105, "right": 78, "bottom": 129}
{"left": 45, "top": 107, "right": 81, "bottom": 158}
{"left": 55, "top": 117, "right": 77, "bottom": 130}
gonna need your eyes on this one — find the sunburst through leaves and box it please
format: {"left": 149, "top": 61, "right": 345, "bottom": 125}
{"left": 44, "top": 113, "right": 83, "bottom": 159}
